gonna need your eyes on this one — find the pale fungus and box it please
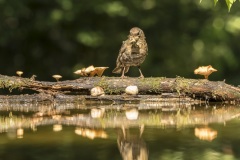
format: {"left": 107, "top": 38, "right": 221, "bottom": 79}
{"left": 125, "top": 85, "right": 138, "bottom": 95}
{"left": 74, "top": 65, "right": 109, "bottom": 77}
{"left": 194, "top": 65, "right": 217, "bottom": 79}
{"left": 89, "top": 67, "right": 109, "bottom": 77}
{"left": 74, "top": 69, "right": 84, "bottom": 76}
{"left": 84, "top": 65, "right": 95, "bottom": 74}
{"left": 16, "top": 71, "right": 23, "bottom": 77}
{"left": 90, "top": 86, "right": 105, "bottom": 96}
{"left": 74, "top": 68, "right": 88, "bottom": 76}
{"left": 52, "top": 75, "right": 62, "bottom": 81}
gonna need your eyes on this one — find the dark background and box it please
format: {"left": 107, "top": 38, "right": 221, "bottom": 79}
{"left": 1, "top": 0, "right": 240, "bottom": 84}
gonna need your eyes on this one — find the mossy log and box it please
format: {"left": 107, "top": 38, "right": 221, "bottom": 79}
{"left": 0, "top": 74, "right": 240, "bottom": 102}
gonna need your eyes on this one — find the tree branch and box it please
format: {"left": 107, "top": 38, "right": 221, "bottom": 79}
{"left": 1, "top": 74, "right": 240, "bottom": 101}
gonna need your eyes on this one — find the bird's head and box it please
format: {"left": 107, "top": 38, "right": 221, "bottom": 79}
{"left": 129, "top": 27, "right": 145, "bottom": 44}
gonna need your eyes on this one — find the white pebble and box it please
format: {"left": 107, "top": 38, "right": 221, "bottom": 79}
{"left": 91, "top": 86, "right": 105, "bottom": 96}
{"left": 125, "top": 85, "right": 138, "bottom": 95}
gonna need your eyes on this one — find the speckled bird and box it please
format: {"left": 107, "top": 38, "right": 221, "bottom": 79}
{"left": 112, "top": 27, "right": 148, "bottom": 78}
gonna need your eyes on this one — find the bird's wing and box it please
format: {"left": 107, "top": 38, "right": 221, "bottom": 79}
{"left": 112, "top": 41, "right": 128, "bottom": 73}
{"left": 137, "top": 39, "right": 148, "bottom": 55}
{"left": 116, "top": 40, "right": 133, "bottom": 64}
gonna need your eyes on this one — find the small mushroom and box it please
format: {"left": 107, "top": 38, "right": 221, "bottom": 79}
{"left": 90, "top": 86, "right": 105, "bottom": 96}
{"left": 74, "top": 68, "right": 88, "bottom": 76}
{"left": 194, "top": 65, "right": 217, "bottom": 79}
{"left": 125, "top": 85, "right": 138, "bottom": 95}
{"left": 89, "top": 67, "right": 109, "bottom": 77}
{"left": 52, "top": 75, "right": 62, "bottom": 81}
{"left": 74, "top": 69, "right": 84, "bottom": 76}
{"left": 84, "top": 65, "right": 95, "bottom": 74}
{"left": 16, "top": 71, "right": 23, "bottom": 77}
{"left": 74, "top": 65, "right": 109, "bottom": 77}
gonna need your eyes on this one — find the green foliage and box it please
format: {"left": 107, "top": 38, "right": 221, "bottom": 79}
{"left": 226, "top": 0, "right": 237, "bottom": 11}
{"left": 201, "top": 0, "right": 238, "bottom": 11}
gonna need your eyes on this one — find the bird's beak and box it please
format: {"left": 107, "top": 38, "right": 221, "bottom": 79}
{"left": 130, "top": 38, "right": 136, "bottom": 43}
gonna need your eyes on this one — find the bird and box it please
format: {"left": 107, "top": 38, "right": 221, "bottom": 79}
{"left": 112, "top": 27, "right": 148, "bottom": 78}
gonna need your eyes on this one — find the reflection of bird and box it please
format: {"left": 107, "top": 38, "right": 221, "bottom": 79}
{"left": 112, "top": 27, "right": 148, "bottom": 78}
{"left": 117, "top": 125, "right": 148, "bottom": 160}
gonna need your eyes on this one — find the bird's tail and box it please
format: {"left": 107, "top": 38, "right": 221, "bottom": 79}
{"left": 112, "top": 67, "right": 122, "bottom": 74}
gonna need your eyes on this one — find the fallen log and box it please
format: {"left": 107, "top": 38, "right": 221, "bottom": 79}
{"left": 0, "top": 74, "right": 240, "bottom": 101}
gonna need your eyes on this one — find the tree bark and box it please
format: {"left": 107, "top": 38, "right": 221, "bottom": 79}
{"left": 0, "top": 74, "right": 240, "bottom": 102}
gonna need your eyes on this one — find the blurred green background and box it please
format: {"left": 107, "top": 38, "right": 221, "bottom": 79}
{"left": 0, "top": 0, "right": 240, "bottom": 84}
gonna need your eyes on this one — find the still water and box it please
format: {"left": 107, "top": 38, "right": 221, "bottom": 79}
{"left": 0, "top": 101, "right": 240, "bottom": 160}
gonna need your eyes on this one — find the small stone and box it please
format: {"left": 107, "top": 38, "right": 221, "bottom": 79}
{"left": 90, "top": 86, "right": 105, "bottom": 96}
{"left": 125, "top": 85, "right": 138, "bottom": 95}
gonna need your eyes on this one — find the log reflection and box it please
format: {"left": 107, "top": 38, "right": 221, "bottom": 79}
{"left": 0, "top": 102, "right": 240, "bottom": 132}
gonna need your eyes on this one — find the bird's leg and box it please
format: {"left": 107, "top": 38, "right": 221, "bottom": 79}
{"left": 138, "top": 66, "right": 144, "bottom": 78}
{"left": 121, "top": 67, "right": 126, "bottom": 78}
{"left": 204, "top": 75, "right": 208, "bottom": 79}
{"left": 139, "top": 124, "right": 145, "bottom": 137}
{"left": 121, "top": 125, "right": 126, "bottom": 139}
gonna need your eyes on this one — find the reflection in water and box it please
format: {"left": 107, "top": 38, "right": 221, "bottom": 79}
{"left": 0, "top": 101, "right": 240, "bottom": 159}
{"left": 118, "top": 125, "right": 148, "bottom": 160}
{"left": 125, "top": 108, "right": 139, "bottom": 120}
{"left": 194, "top": 127, "right": 218, "bottom": 141}
{"left": 16, "top": 128, "right": 24, "bottom": 139}
{"left": 53, "top": 124, "right": 62, "bottom": 132}
{"left": 90, "top": 108, "right": 105, "bottom": 118}
{"left": 75, "top": 128, "right": 108, "bottom": 140}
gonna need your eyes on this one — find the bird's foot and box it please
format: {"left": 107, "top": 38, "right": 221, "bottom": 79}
{"left": 121, "top": 75, "right": 128, "bottom": 79}
{"left": 138, "top": 75, "right": 144, "bottom": 79}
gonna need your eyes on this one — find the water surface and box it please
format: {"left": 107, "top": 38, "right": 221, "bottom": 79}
{"left": 0, "top": 101, "right": 240, "bottom": 160}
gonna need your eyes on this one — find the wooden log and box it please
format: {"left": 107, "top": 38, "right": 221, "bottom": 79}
{"left": 0, "top": 74, "right": 240, "bottom": 101}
